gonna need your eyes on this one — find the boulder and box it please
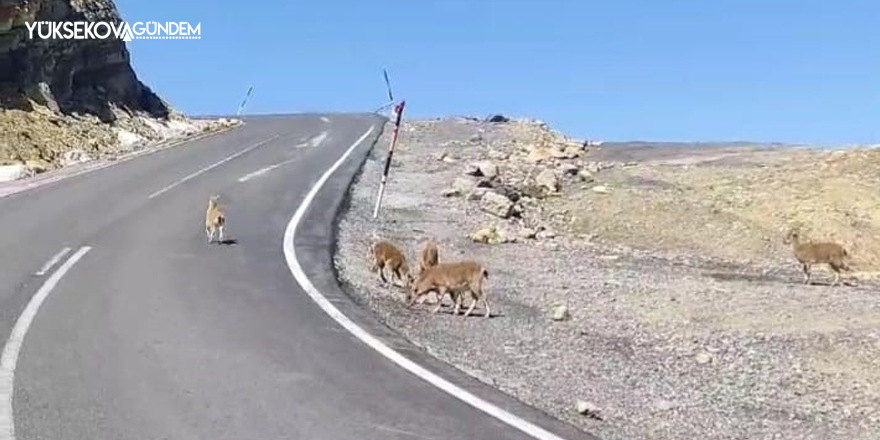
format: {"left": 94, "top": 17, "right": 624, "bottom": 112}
{"left": 480, "top": 192, "right": 514, "bottom": 218}
{"left": 535, "top": 169, "right": 560, "bottom": 193}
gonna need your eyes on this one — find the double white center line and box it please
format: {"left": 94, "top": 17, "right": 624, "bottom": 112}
{"left": 0, "top": 246, "right": 92, "bottom": 440}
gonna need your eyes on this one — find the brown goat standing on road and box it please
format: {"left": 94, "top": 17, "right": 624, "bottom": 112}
{"left": 205, "top": 195, "right": 226, "bottom": 243}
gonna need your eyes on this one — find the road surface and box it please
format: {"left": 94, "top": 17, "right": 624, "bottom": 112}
{"left": 0, "top": 114, "right": 596, "bottom": 440}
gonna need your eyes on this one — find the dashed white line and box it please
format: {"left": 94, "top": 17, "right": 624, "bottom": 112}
{"left": 296, "top": 131, "right": 328, "bottom": 148}
{"left": 238, "top": 157, "right": 299, "bottom": 183}
{"left": 0, "top": 246, "right": 92, "bottom": 440}
{"left": 320, "top": 116, "right": 330, "bottom": 123}
{"left": 34, "top": 247, "right": 71, "bottom": 276}
{"left": 282, "top": 127, "right": 570, "bottom": 440}
{"left": 148, "top": 135, "right": 281, "bottom": 199}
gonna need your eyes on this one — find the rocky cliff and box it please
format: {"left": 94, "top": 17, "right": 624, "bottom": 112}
{"left": 0, "top": 0, "right": 168, "bottom": 120}
{"left": 0, "top": 0, "right": 229, "bottom": 176}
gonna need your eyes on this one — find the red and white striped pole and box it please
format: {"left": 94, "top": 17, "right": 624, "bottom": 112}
{"left": 372, "top": 100, "right": 406, "bottom": 219}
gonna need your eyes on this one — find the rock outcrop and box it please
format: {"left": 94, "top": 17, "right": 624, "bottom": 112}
{"left": 0, "top": 0, "right": 169, "bottom": 120}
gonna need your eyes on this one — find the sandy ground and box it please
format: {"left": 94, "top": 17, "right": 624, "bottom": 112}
{"left": 334, "top": 117, "right": 880, "bottom": 440}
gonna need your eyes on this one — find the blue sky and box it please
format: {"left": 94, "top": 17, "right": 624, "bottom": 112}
{"left": 116, "top": 0, "right": 879, "bottom": 145}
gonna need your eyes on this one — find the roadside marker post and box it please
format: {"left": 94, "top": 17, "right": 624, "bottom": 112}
{"left": 236, "top": 85, "right": 254, "bottom": 116}
{"left": 372, "top": 100, "right": 406, "bottom": 220}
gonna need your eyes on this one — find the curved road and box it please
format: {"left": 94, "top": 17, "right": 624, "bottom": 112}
{"left": 0, "top": 114, "right": 596, "bottom": 440}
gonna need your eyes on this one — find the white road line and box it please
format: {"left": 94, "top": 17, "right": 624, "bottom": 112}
{"left": 148, "top": 134, "right": 281, "bottom": 199}
{"left": 282, "top": 127, "right": 570, "bottom": 440}
{"left": 238, "top": 156, "right": 299, "bottom": 183}
{"left": 296, "top": 131, "right": 328, "bottom": 148}
{"left": 0, "top": 246, "right": 91, "bottom": 440}
{"left": 34, "top": 247, "right": 71, "bottom": 276}
{"left": 320, "top": 116, "right": 330, "bottom": 123}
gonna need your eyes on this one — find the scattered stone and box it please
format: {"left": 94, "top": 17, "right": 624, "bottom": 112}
{"left": 519, "top": 227, "right": 538, "bottom": 240}
{"left": 441, "top": 187, "right": 460, "bottom": 197}
{"left": 550, "top": 148, "right": 570, "bottom": 159}
{"left": 470, "top": 226, "right": 496, "bottom": 243}
{"left": 467, "top": 188, "right": 490, "bottom": 201}
{"left": 591, "top": 185, "right": 611, "bottom": 194}
{"left": 576, "top": 400, "right": 601, "bottom": 419}
{"left": 510, "top": 203, "right": 524, "bottom": 218}
{"left": 695, "top": 352, "right": 713, "bottom": 365}
{"left": 24, "top": 159, "right": 50, "bottom": 174}
{"left": 59, "top": 149, "right": 92, "bottom": 167}
{"left": 464, "top": 163, "right": 482, "bottom": 176}
{"left": 584, "top": 161, "right": 614, "bottom": 173}
{"left": 469, "top": 133, "right": 484, "bottom": 143}
{"left": 488, "top": 149, "right": 510, "bottom": 160}
{"left": 537, "top": 228, "right": 557, "bottom": 240}
{"left": 551, "top": 305, "right": 571, "bottom": 321}
{"left": 558, "top": 163, "right": 580, "bottom": 177}
{"left": 474, "top": 161, "right": 498, "bottom": 179}
{"left": 480, "top": 191, "right": 514, "bottom": 218}
{"left": 452, "top": 177, "right": 477, "bottom": 194}
{"left": 578, "top": 169, "right": 595, "bottom": 183}
{"left": 563, "top": 146, "right": 583, "bottom": 158}
{"left": 469, "top": 225, "right": 509, "bottom": 244}
{"left": 526, "top": 147, "right": 554, "bottom": 163}
{"left": 492, "top": 183, "right": 522, "bottom": 203}
{"left": 623, "top": 161, "right": 639, "bottom": 168}
{"left": 535, "top": 169, "right": 560, "bottom": 193}
{"left": 520, "top": 184, "right": 547, "bottom": 199}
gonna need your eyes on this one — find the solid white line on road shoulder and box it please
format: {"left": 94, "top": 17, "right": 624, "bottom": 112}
{"left": 238, "top": 157, "right": 300, "bottom": 183}
{"left": 282, "top": 127, "right": 571, "bottom": 440}
{"left": 0, "top": 246, "right": 91, "bottom": 440}
{"left": 34, "top": 247, "right": 71, "bottom": 276}
{"left": 148, "top": 134, "right": 282, "bottom": 199}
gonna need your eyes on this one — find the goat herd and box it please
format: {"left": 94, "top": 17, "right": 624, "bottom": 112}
{"left": 206, "top": 193, "right": 856, "bottom": 322}
{"left": 365, "top": 226, "right": 856, "bottom": 320}
{"left": 368, "top": 238, "right": 492, "bottom": 318}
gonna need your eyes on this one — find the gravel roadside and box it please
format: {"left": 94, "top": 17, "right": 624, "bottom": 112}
{"left": 334, "top": 117, "right": 880, "bottom": 440}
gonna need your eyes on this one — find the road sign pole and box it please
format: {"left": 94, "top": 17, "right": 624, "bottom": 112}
{"left": 236, "top": 85, "right": 254, "bottom": 116}
{"left": 372, "top": 100, "right": 406, "bottom": 220}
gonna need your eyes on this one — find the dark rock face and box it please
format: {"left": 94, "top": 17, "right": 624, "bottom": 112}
{"left": 0, "top": 0, "right": 169, "bottom": 121}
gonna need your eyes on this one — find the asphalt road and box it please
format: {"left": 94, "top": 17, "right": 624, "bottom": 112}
{"left": 0, "top": 114, "right": 595, "bottom": 440}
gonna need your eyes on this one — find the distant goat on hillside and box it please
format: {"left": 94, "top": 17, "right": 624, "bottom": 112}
{"left": 783, "top": 228, "right": 852, "bottom": 286}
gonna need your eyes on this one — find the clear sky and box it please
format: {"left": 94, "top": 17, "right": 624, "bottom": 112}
{"left": 116, "top": 0, "right": 878, "bottom": 145}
